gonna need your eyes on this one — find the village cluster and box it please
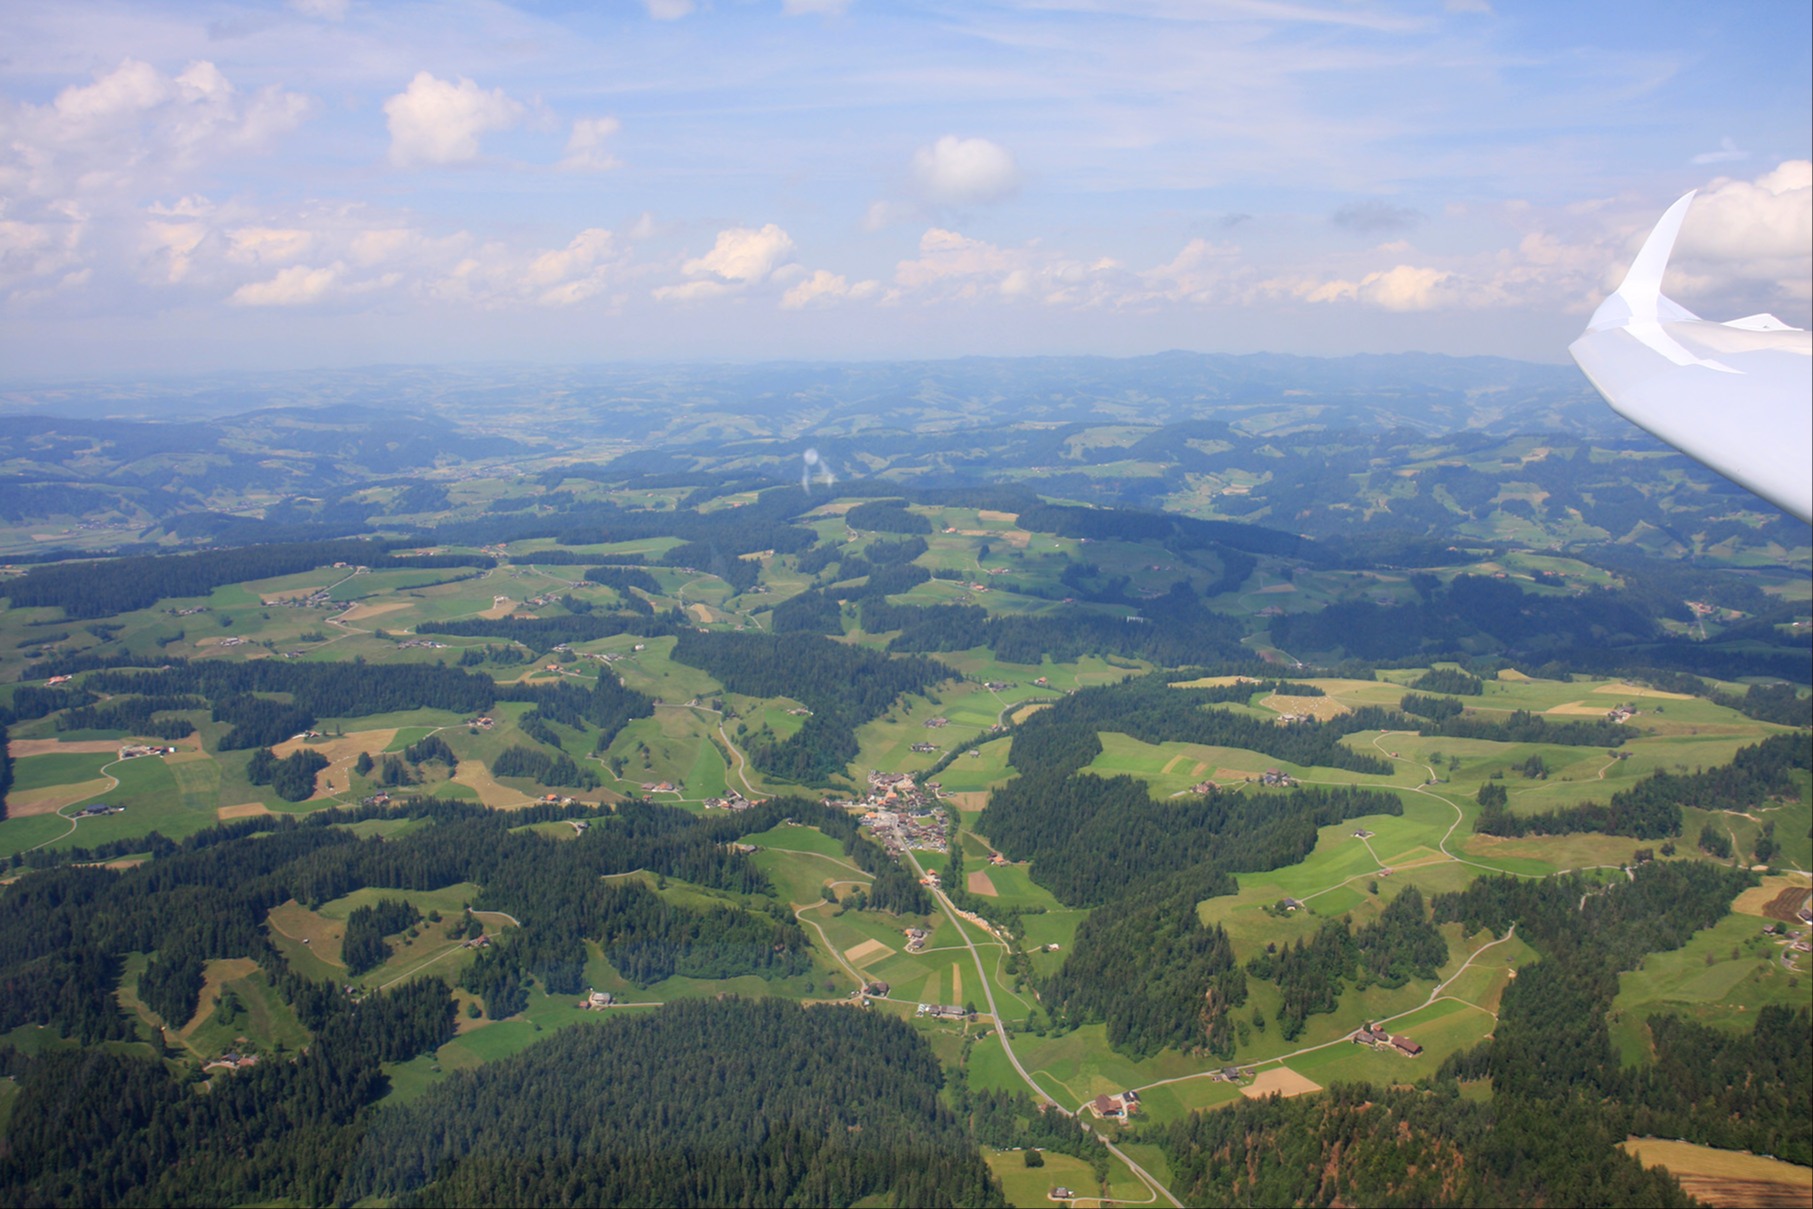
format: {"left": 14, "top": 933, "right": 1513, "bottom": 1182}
{"left": 850, "top": 771, "right": 948, "bottom": 854}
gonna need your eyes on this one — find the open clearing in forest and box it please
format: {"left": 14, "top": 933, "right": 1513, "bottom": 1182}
{"left": 1241, "top": 1067, "right": 1320, "bottom": 1099}
{"left": 179, "top": 958, "right": 260, "bottom": 1037}
{"left": 1620, "top": 1138, "right": 1813, "bottom": 1208}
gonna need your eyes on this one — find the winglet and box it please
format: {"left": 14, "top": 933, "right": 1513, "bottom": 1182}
{"left": 1587, "top": 190, "right": 1698, "bottom": 331}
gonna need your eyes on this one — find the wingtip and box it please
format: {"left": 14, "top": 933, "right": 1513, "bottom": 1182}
{"left": 1614, "top": 190, "right": 1697, "bottom": 315}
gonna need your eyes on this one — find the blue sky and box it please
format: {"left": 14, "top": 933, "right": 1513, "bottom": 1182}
{"left": 1, "top": 0, "right": 1807, "bottom": 376}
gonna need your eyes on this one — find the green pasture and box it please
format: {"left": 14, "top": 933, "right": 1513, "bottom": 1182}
{"left": 8, "top": 750, "right": 114, "bottom": 792}
{"left": 1609, "top": 909, "right": 1813, "bottom": 1065}
{"left": 33, "top": 754, "right": 220, "bottom": 852}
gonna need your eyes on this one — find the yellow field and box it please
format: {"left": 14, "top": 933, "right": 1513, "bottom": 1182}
{"left": 4, "top": 779, "right": 112, "bottom": 816}
{"left": 1546, "top": 701, "right": 1615, "bottom": 716}
{"left": 336, "top": 600, "right": 411, "bottom": 623}
{"left": 217, "top": 802, "right": 273, "bottom": 820}
{"left": 272, "top": 728, "right": 398, "bottom": 763}
{"left": 6, "top": 738, "right": 123, "bottom": 758}
{"left": 1733, "top": 874, "right": 1813, "bottom": 918}
{"left": 843, "top": 938, "right": 893, "bottom": 966}
{"left": 1265, "top": 694, "right": 1350, "bottom": 720}
{"left": 1620, "top": 1137, "right": 1813, "bottom": 1208}
{"left": 451, "top": 759, "right": 537, "bottom": 808}
{"left": 1242, "top": 1067, "right": 1321, "bottom": 1099}
{"left": 1593, "top": 683, "right": 1695, "bottom": 699}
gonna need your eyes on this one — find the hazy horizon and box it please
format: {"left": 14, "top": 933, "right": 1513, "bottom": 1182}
{"left": 2, "top": 1, "right": 1808, "bottom": 379}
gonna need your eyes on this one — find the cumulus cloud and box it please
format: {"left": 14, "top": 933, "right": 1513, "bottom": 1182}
{"left": 911, "top": 136, "right": 1021, "bottom": 206}
{"left": 893, "top": 228, "right": 1124, "bottom": 306}
{"left": 781, "top": 269, "right": 879, "bottom": 308}
{"left": 1296, "top": 264, "right": 1453, "bottom": 310}
{"left": 1690, "top": 136, "right": 1747, "bottom": 166}
{"left": 560, "top": 116, "right": 623, "bottom": 171}
{"left": 0, "top": 59, "right": 310, "bottom": 300}
{"left": 1675, "top": 159, "right": 1813, "bottom": 301}
{"left": 383, "top": 73, "right": 524, "bottom": 167}
{"left": 683, "top": 224, "right": 796, "bottom": 283}
{"left": 230, "top": 262, "right": 340, "bottom": 306}
{"left": 1331, "top": 200, "right": 1425, "bottom": 235}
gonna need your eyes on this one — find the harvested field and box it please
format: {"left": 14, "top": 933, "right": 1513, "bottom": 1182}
{"left": 1241, "top": 1067, "right": 1321, "bottom": 1099}
{"left": 480, "top": 597, "right": 517, "bottom": 619}
{"left": 5, "top": 779, "right": 113, "bottom": 816}
{"left": 272, "top": 729, "right": 397, "bottom": 764}
{"left": 1620, "top": 1137, "right": 1813, "bottom": 1208}
{"left": 843, "top": 938, "right": 893, "bottom": 967}
{"left": 977, "top": 510, "right": 1019, "bottom": 524}
{"left": 1547, "top": 701, "right": 1615, "bottom": 716}
{"left": 1265, "top": 694, "right": 1349, "bottom": 721}
{"left": 1592, "top": 683, "right": 1695, "bottom": 699}
{"left": 218, "top": 802, "right": 273, "bottom": 820}
{"left": 1213, "top": 767, "right": 1251, "bottom": 781}
{"left": 949, "top": 962, "right": 961, "bottom": 1004}
{"left": 1010, "top": 702, "right": 1051, "bottom": 725}
{"left": 947, "top": 791, "right": 988, "bottom": 812}
{"left": 1731, "top": 875, "right": 1812, "bottom": 919}
{"left": 451, "top": 759, "right": 536, "bottom": 808}
{"left": 336, "top": 600, "right": 411, "bottom": 623}
{"left": 1497, "top": 669, "right": 1532, "bottom": 681}
{"left": 966, "top": 870, "right": 998, "bottom": 896}
{"left": 687, "top": 603, "right": 716, "bottom": 623}
{"left": 1255, "top": 583, "right": 1298, "bottom": 594}
{"left": 7, "top": 738, "right": 124, "bottom": 758}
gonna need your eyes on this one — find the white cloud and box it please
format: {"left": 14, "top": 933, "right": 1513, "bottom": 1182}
{"left": 1675, "top": 160, "right": 1813, "bottom": 302}
{"left": 1690, "top": 136, "right": 1747, "bottom": 166}
{"left": 1139, "top": 238, "right": 1240, "bottom": 303}
{"left": 560, "top": 116, "right": 623, "bottom": 171}
{"left": 680, "top": 224, "right": 796, "bottom": 283}
{"left": 911, "top": 136, "right": 1021, "bottom": 206}
{"left": 644, "top": 0, "right": 695, "bottom": 19}
{"left": 226, "top": 226, "right": 314, "bottom": 266}
{"left": 383, "top": 72, "right": 524, "bottom": 167}
{"left": 782, "top": 0, "right": 851, "bottom": 14}
{"left": 1444, "top": 0, "right": 1493, "bottom": 13}
{"left": 230, "top": 262, "right": 340, "bottom": 306}
{"left": 781, "top": 269, "right": 879, "bottom": 308}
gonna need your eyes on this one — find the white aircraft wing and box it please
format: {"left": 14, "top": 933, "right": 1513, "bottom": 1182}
{"left": 1569, "top": 191, "right": 1812, "bottom": 524}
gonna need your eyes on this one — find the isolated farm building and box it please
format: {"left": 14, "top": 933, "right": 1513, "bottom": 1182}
{"left": 1390, "top": 1035, "right": 1423, "bottom": 1057}
{"left": 1092, "top": 1094, "right": 1119, "bottom": 1118}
